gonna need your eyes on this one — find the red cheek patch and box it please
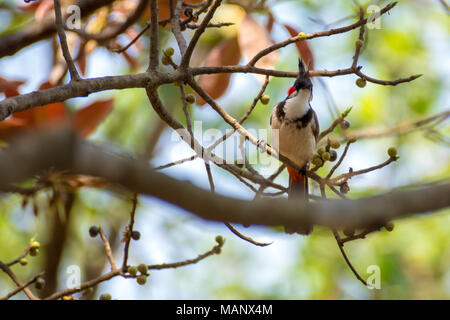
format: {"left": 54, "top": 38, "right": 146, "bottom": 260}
{"left": 287, "top": 86, "right": 296, "bottom": 96}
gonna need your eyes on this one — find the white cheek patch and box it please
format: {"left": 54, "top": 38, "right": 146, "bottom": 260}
{"left": 284, "top": 89, "right": 310, "bottom": 120}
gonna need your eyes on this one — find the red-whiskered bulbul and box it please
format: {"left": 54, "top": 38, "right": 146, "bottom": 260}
{"left": 270, "top": 58, "right": 319, "bottom": 235}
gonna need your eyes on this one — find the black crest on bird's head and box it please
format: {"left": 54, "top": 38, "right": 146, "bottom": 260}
{"left": 293, "top": 58, "right": 312, "bottom": 90}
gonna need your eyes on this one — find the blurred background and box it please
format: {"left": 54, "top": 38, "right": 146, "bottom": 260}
{"left": 0, "top": 0, "right": 449, "bottom": 299}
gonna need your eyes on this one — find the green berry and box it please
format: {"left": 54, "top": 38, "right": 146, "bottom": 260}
{"left": 128, "top": 266, "right": 138, "bottom": 276}
{"left": 340, "top": 182, "right": 350, "bottom": 194}
{"left": 321, "top": 152, "right": 331, "bottom": 161}
{"left": 89, "top": 225, "right": 99, "bottom": 238}
{"left": 355, "top": 39, "right": 363, "bottom": 49}
{"left": 35, "top": 277, "right": 45, "bottom": 290}
{"left": 343, "top": 227, "right": 355, "bottom": 237}
{"left": 131, "top": 230, "right": 141, "bottom": 241}
{"left": 19, "top": 258, "right": 28, "bottom": 266}
{"left": 137, "top": 264, "right": 148, "bottom": 275}
{"left": 137, "top": 275, "right": 147, "bottom": 285}
{"left": 82, "top": 287, "right": 93, "bottom": 296}
{"left": 330, "top": 140, "right": 341, "bottom": 149}
{"left": 387, "top": 147, "right": 398, "bottom": 158}
{"left": 100, "top": 293, "right": 112, "bottom": 300}
{"left": 161, "top": 56, "right": 170, "bottom": 65}
{"left": 29, "top": 248, "right": 39, "bottom": 257}
{"left": 165, "top": 47, "right": 175, "bottom": 57}
{"left": 186, "top": 94, "right": 196, "bottom": 104}
{"left": 215, "top": 235, "right": 224, "bottom": 246}
{"left": 385, "top": 222, "right": 394, "bottom": 232}
{"left": 260, "top": 95, "right": 270, "bottom": 105}
{"left": 311, "top": 155, "right": 323, "bottom": 167}
{"left": 356, "top": 78, "right": 366, "bottom": 88}
{"left": 317, "top": 148, "right": 325, "bottom": 156}
{"left": 297, "top": 32, "right": 307, "bottom": 40}
{"left": 30, "top": 241, "right": 40, "bottom": 250}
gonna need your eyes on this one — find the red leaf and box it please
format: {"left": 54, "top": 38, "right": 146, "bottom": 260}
{"left": 0, "top": 76, "right": 26, "bottom": 98}
{"left": 12, "top": 81, "right": 67, "bottom": 126}
{"left": 71, "top": 99, "right": 113, "bottom": 137}
{"left": 0, "top": 118, "right": 27, "bottom": 142}
{"left": 0, "top": 80, "right": 68, "bottom": 140}
{"left": 196, "top": 37, "right": 241, "bottom": 106}
{"left": 284, "top": 25, "right": 314, "bottom": 69}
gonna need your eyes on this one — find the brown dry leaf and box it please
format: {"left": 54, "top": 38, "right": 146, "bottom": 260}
{"left": 238, "top": 13, "right": 279, "bottom": 82}
{"left": 196, "top": 36, "right": 241, "bottom": 106}
{"left": 284, "top": 24, "right": 314, "bottom": 69}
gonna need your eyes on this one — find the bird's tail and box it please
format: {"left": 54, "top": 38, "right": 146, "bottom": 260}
{"left": 285, "top": 165, "right": 313, "bottom": 235}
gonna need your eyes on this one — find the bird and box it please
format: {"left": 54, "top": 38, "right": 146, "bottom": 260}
{"left": 270, "top": 58, "right": 319, "bottom": 235}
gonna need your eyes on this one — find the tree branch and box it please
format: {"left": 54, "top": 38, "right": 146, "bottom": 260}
{"left": 0, "top": 130, "right": 448, "bottom": 232}
{"left": 0, "top": 0, "right": 116, "bottom": 58}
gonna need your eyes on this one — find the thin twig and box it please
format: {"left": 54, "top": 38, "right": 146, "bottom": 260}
{"left": 53, "top": 0, "right": 80, "bottom": 81}
{"left": 170, "top": 0, "right": 187, "bottom": 55}
{"left": 68, "top": 0, "right": 149, "bottom": 43}
{"left": 122, "top": 193, "right": 138, "bottom": 270}
{"left": 179, "top": 84, "right": 193, "bottom": 137}
{"left": 224, "top": 222, "right": 273, "bottom": 247}
{"left": 207, "top": 76, "right": 270, "bottom": 152}
{"left": 327, "top": 140, "right": 354, "bottom": 179}
{"left": 0, "top": 261, "right": 39, "bottom": 300}
{"left": 351, "top": 9, "right": 365, "bottom": 69}
{"left": 332, "top": 228, "right": 368, "bottom": 286}
{"left": 180, "top": 0, "right": 222, "bottom": 67}
{"left": 148, "top": 0, "right": 159, "bottom": 71}
{"left": 99, "top": 229, "right": 117, "bottom": 271}
{"left": 5, "top": 244, "right": 32, "bottom": 267}
{"left": 330, "top": 156, "right": 398, "bottom": 185}
{"left": 146, "top": 241, "right": 223, "bottom": 270}
{"left": 186, "top": 22, "right": 234, "bottom": 29}
{"left": 320, "top": 185, "right": 368, "bottom": 286}
{"left": 0, "top": 272, "right": 44, "bottom": 300}
{"left": 247, "top": 2, "right": 397, "bottom": 67}
{"left": 114, "top": 22, "right": 151, "bottom": 53}
{"left": 154, "top": 155, "right": 198, "bottom": 170}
